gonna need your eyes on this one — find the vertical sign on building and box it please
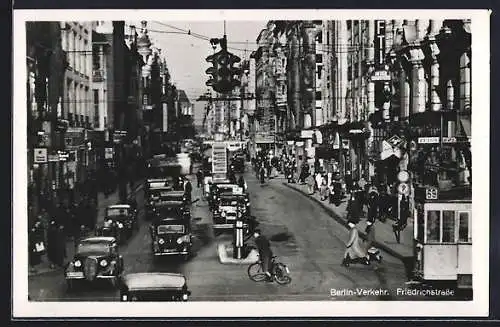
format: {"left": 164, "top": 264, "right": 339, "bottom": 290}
{"left": 162, "top": 103, "right": 168, "bottom": 132}
{"left": 374, "top": 20, "right": 386, "bottom": 69}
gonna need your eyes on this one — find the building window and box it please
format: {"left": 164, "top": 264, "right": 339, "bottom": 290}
{"left": 315, "top": 91, "right": 322, "bottom": 99}
{"left": 316, "top": 31, "right": 323, "bottom": 44}
{"left": 458, "top": 212, "right": 470, "bottom": 242}
{"left": 317, "top": 65, "right": 323, "bottom": 80}
{"left": 93, "top": 45, "right": 100, "bottom": 70}
{"left": 327, "top": 31, "right": 330, "bottom": 45}
{"left": 316, "top": 54, "right": 323, "bottom": 63}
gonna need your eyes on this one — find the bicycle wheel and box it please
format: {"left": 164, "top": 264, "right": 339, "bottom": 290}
{"left": 248, "top": 262, "right": 267, "bottom": 282}
{"left": 273, "top": 263, "right": 292, "bottom": 285}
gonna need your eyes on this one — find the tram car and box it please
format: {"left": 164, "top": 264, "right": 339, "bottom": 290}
{"left": 412, "top": 185, "right": 472, "bottom": 290}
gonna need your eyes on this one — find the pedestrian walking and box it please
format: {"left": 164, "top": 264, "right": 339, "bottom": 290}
{"left": 342, "top": 220, "right": 369, "bottom": 266}
{"left": 366, "top": 188, "right": 379, "bottom": 227}
{"left": 47, "top": 220, "right": 59, "bottom": 269}
{"left": 196, "top": 169, "right": 204, "bottom": 188}
{"left": 237, "top": 175, "right": 247, "bottom": 191}
{"left": 184, "top": 178, "right": 193, "bottom": 203}
{"left": 319, "top": 177, "right": 329, "bottom": 201}
{"left": 346, "top": 193, "right": 363, "bottom": 223}
{"left": 306, "top": 174, "right": 315, "bottom": 195}
{"left": 345, "top": 171, "right": 353, "bottom": 194}
{"left": 259, "top": 165, "right": 266, "bottom": 184}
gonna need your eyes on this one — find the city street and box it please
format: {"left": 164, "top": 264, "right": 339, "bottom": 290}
{"left": 29, "top": 167, "right": 417, "bottom": 302}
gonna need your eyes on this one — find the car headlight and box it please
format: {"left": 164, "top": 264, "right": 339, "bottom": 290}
{"left": 118, "top": 223, "right": 123, "bottom": 228}
{"left": 74, "top": 260, "right": 82, "bottom": 267}
{"left": 121, "top": 294, "right": 128, "bottom": 301}
{"left": 182, "top": 293, "right": 188, "bottom": 301}
{"left": 176, "top": 238, "right": 183, "bottom": 244}
{"left": 221, "top": 211, "right": 226, "bottom": 217}
{"left": 158, "top": 238, "right": 165, "bottom": 245}
{"left": 100, "top": 259, "right": 108, "bottom": 267}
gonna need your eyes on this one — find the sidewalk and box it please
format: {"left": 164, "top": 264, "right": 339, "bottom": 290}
{"left": 283, "top": 182, "right": 413, "bottom": 260}
{"left": 29, "top": 180, "right": 144, "bottom": 277}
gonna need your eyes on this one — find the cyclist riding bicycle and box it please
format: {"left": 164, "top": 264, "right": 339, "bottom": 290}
{"left": 252, "top": 229, "right": 273, "bottom": 281}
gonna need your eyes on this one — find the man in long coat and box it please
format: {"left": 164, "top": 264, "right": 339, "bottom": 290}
{"left": 342, "top": 221, "right": 369, "bottom": 266}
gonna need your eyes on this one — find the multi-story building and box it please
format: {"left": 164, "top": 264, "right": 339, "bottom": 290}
{"left": 61, "top": 22, "right": 95, "bottom": 129}
{"left": 240, "top": 57, "right": 257, "bottom": 156}
{"left": 91, "top": 27, "right": 110, "bottom": 132}
{"left": 26, "top": 21, "right": 67, "bottom": 223}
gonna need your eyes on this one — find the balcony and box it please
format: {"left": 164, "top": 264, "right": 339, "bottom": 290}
{"left": 92, "top": 69, "right": 105, "bottom": 82}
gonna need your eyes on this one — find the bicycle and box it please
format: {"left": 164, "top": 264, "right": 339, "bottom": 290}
{"left": 247, "top": 255, "right": 292, "bottom": 285}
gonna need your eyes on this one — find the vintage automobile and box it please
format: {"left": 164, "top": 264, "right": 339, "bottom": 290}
{"left": 145, "top": 185, "right": 174, "bottom": 219}
{"left": 212, "top": 192, "right": 255, "bottom": 236}
{"left": 160, "top": 190, "right": 189, "bottom": 205}
{"left": 119, "top": 272, "right": 191, "bottom": 301}
{"left": 150, "top": 211, "right": 193, "bottom": 259}
{"left": 208, "top": 182, "right": 240, "bottom": 210}
{"left": 96, "top": 204, "right": 138, "bottom": 243}
{"left": 65, "top": 236, "right": 123, "bottom": 291}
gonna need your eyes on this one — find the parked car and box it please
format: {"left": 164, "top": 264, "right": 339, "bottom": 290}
{"left": 65, "top": 236, "right": 123, "bottom": 291}
{"left": 119, "top": 272, "right": 191, "bottom": 301}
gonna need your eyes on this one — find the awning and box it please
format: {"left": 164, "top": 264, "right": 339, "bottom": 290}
{"left": 459, "top": 118, "right": 471, "bottom": 137}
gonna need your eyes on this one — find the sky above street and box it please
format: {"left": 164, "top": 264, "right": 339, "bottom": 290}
{"left": 128, "top": 21, "right": 267, "bottom": 125}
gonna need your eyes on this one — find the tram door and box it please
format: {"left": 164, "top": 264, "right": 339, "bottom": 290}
{"left": 456, "top": 209, "right": 472, "bottom": 288}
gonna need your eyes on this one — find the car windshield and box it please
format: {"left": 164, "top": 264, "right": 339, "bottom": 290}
{"left": 77, "top": 243, "right": 110, "bottom": 254}
{"left": 157, "top": 224, "right": 185, "bottom": 234}
{"left": 107, "top": 208, "right": 129, "bottom": 216}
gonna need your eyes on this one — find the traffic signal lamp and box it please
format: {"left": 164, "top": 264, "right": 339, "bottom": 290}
{"left": 205, "top": 41, "right": 242, "bottom": 93}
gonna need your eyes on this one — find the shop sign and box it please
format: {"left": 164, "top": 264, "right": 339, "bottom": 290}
{"left": 33, "top": 148, "right": 47, "bottom": 163}
{"left": 387, "top": 135, "right": 404, "bottom": 148}
{"left": 371, "top": 70, "right": 391, "bottom": 81}
{"left": 105, "top": 147, "right": 114, "bottom": 160}
{"left": 286, "top": 141, "right": 294, "bottom": 146}
{"left": 65, "top": 127, "right": 85, "bottom": 149}
{"left": 58, "top": 150, "right": 69, "bottom": 161}
{"left": 417, "top": 137, "right": 439, "bottom": 144}
{"left": 442, "top": 137, "right": 457, "bottom": 143}
{"left": 374, "top": 20, "right": 386, "bottom": 67}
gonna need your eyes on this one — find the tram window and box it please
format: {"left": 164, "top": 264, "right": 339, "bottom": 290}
{"left": 427, "top": 210, "right": 441, "bottom": 243}
{"left": 459, "top": 212, "right": 470, "bottom": 242}
{"left": 442, "top": 211, "right": 456, "bottom": 243}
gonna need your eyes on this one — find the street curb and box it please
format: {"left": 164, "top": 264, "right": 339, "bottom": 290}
{"left": 217, "top": 243, "right": 259, "bottom": 264}
{"left": 282, "top": 182, "right": 407, "bottom": 261}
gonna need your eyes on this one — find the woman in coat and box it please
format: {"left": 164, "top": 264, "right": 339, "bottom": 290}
{"left": 342, "top": 221, "right": 369, "bottom": 266}
{"left": 346, "top": 193, "right": 363, "bottom": 222}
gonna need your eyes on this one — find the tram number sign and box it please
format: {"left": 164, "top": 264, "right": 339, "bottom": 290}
{"left": 398, "top": 183, "right": 410, "bottom": 196}
{"left": 426, "top": 187, "right": 439, "bottom": 200}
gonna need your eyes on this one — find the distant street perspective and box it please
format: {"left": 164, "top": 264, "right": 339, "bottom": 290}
{"left": 26, "top": 19, "right": 472, "bottom": 301}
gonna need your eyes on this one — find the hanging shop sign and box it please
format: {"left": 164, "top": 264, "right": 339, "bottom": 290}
{"left": 374, "top": 20, "right": 386, "bottom": 68}
{"left": 58, "top": 150, "right": 69, "bottom": 161}
{"left": 300, "top": 130, "right": 314, "bottom": 139}
{"left": 33, "top": 148, "right": 48, "bottom": 164}
{"left": 387, "top": 135, "right": 404, "bottom": 148}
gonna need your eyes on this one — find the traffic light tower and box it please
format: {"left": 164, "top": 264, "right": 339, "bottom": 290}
{"left": 205, "top": 35, "right": 241, "bottom": 94}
